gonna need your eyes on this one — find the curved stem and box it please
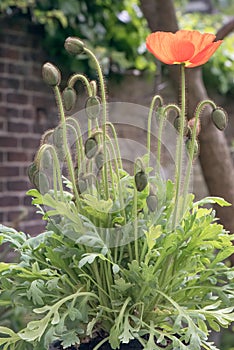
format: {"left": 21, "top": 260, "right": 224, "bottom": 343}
{"left": 106, "top": 121, "right": 123, "bottom": 169}
{"left": 156, "top": 104, "right": 181, "bottom": 174}
{"left": 84, "top": 48, "right": 109, "bottom": 199}
{"left": 36, "top": 144, "right": 64, "bottom": 201}
{"left": 68, "top": 73, "right": 92, "bottom": 96}
{"left": 66, "top": 117, "right": 85, "bottom": 172}
{"left": 182, "top": 100, "right": 217, "bottom": 214}
{"left": 147, "top": 95, "right": 163, "bottom": 169}
{"left": 53, "top": 86, "right": 80, "bottom": 208}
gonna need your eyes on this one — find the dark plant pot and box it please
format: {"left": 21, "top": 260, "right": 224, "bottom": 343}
{"left": 49, "top": 335, "right": 170, "bottom": 350}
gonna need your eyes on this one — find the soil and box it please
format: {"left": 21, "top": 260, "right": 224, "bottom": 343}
{"left": 49, "top": 338, "right": 144, "bottom": 350}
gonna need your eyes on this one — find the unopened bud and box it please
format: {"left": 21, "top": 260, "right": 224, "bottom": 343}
{"left": 40, "top": 129, "right": 54, "bottom": 145}
{"left": 211, "top": 108, "right": 228, "bottom": 131}
{"left": 135, "top": 171, "right": 148, "bottom": 192}
{"left": 64, "top": 37, "right": 85, "bottom": 55}
{"left": 42, "top": 62, "right": 61, "bottom": 86}
{"left": 62, "top": 87, "right": 77, "bottom": 111}
{"left": 85, "top": 96, "right": 101, "bottom": 120}
{"left": 39, "top": 149, "right": 53, "bottom": 172}
{"left": 85, "top": 137, "right": 98, "bottom": 159}
{"left": 95, "top": 151, "right": 104, "bottom": 171}
{"left": 146, "top": 194, "right": 157, "bottom": 212}
{"left": 77, "top": 178, "right": 87, "bottom": 194}
{"left": 188, "top": 117, "right": 201, "bottom": 137}
{"left": 52, "top": 126, "right": 65, "bottom": 161}
{"left": 173, "top": 115, "right": 188, "bottom": 135}
{"left": 32, "top": 170, "right": 50, "bottom": 193}
{"left": 27, "top": 162, "right": 38, "bottom": 184}
{"left": 186, "top": 138, "right": 199, "bottom": 159}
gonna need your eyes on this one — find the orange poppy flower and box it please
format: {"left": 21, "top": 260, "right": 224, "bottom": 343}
{"left": 146, "top": 30, "right": 222, "bottom": 68}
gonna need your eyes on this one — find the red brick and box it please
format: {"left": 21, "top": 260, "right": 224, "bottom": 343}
{"left": 8, "top": 63, "right": 31, "bottom": 75}
{"left": 0, "top": 62, "right": 5, "bottom": 73}
{"left": 22, "top": 108, "right": 35, "bottom": 119}
{"left": 8, "top": 121, "right": 29, "bottom": 133}
{"left": 7, "top": 151, "right": 28, "bottom": 162}
{"left": 0, "top": 166, "right": 19, "bottom": 177}
{"left": 24, "top": 195, "right": 33, "bottom": 206}
{"left": 22, "top": 50, "right": 44, "bottom": 62}
{"left": 0, "top": 181, "right": 4, "bottom": 192}
{"left": 0, "top": 47, "right": 20, "bottom": 60}
{"left": 0, "top": 196, "right": 20, "bottom": 206}
{"left": 24, "top": 79, "right": 45, "bottom": 92}
{"left": 20, "top": 221, "right": 46, "bottom": 236}
{"left": 0, "top": 136, "right": 17, "bottom": 148}
{"left": 0, "top": 106, "right": 19, "bottom": 118}
{"left": 7, "top": 210, "right": 25, "bottom": 222}
{"left": 7, "top": 93, "right": 28, "bottom": 105}
{"left": 33, "top": 95, "right": 55, "bottom": 108}
{"left": 22, "top": 137, "right": 40, "bottom": 149}
{"left": 7, "top": 180, "right": 29, "bottom": 191}
{"left": 0, "top": 77, "right": 20, "bottom": 90}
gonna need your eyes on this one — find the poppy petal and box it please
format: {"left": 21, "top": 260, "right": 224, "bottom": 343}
{"left": 175, "top": 30, "right": 216, "bottom": 54}
{"left": 170, "top": 39, "right": 195, "bottom": 63}
{"left": 146, "top": 32, "right": 176, "bottom": 64}
{"left": 146, "top": 30, "right": 222, "bottom": 68}
{"left": 188, "top": 40, "right": 222, "bottom": 67}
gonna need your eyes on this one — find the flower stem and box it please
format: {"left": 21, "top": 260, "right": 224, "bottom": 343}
{"left": 172, "top": 64, "right": 186, "bottom": 229}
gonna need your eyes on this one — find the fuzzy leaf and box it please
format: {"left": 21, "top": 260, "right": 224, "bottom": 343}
{"left": 61, "top": 331, "right": 80, "bottom": 348}
{"left": 26, "top": 280, "right": 45, "bottom": 306}
{"left": 194, "top": 196, "right": 231, "bottom": 207}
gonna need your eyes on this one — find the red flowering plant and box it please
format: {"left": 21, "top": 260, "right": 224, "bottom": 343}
{"left": 0, "top": 30, "right": 233, "bottom": 350}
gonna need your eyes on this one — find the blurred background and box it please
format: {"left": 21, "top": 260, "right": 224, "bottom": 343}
{"left": 0, "top": 1, "right": 233, "bottom": 346}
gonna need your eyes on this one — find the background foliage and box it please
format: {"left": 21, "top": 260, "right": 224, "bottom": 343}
{"left": 0, "top": 0, "right": 234, "bottom": 93}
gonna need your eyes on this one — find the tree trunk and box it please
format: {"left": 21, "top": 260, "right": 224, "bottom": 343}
{"left": 140, "top": 0, "right": 234, "bottom": 264}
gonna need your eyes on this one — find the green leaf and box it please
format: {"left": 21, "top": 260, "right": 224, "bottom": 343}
{"left": 78, "top": 253, "right": 105, "bottom": 268}
{"left": 0, "top": 262, "right": 11, "bottom": 272}
{"left": 26, "top": 280, "right": 45, "bottom": 306}
{"left": 61, "top": 330, "right": 80, "bottom": 348}
{"left": 144, "top": 225, "right": 162, "bottom": 250}
{"left": 194, "top": 196, "right": 231, "bottom": 208}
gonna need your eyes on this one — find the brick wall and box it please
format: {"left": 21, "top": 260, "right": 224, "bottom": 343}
{"left": 0, "top": 15, "right": 57, "bottom": 235}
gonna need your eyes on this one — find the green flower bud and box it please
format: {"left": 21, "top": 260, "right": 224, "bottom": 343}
{"left": 76, "top": 178, "right": 87, "bottom": 194}
{"left": 27, "top": 162, "right": 38, "bottom": 184}
{"left": 62, "top": 87, "right": 77, "bottom": 111}
{"left": 85, "top": 96, "right": 101, "bottom": 120}
{"left": 39, "top": 149, "right": 53, "bottom": 172}
{"left": 135, "top": 171, "right": 148, "bottom": 192}
{"left": 95, "top": 151, "right": 104, "bottom": 171}
{"left": 42, "top": 62, "right": 61, "bottom": 87}
{"left": 146, "top": 194, "right": 157, "bottom": 212}
{"left": 85, "top": 137, "right": 98, "bottom": 159}
{"left": 52, "top": 126, "right": 65, "bottom": 161}
{"left": 32, "top": 170, "right": 50, "bottom": 193}
{"left": 211, "top": 108, "right": 228, "bottom": 131}
{"left": 173, "top": 115, "right": 188, "bottom": 135}
{"left": 186, "top": 138, "right": 199, "bottom": 159}
{"left": 64, "top": 37, "right": 85, "bottom": 55}
{"left": 40, "top": 129, "right": 54, "bottom": 145}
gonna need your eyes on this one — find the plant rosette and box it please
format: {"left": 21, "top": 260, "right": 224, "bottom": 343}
{"left": 0, "top": 31, "right": 234, "bottom": 350}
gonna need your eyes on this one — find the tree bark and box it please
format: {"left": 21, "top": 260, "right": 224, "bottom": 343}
{"left": 140, "top": 0, "right": 234, "bottom": 264}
